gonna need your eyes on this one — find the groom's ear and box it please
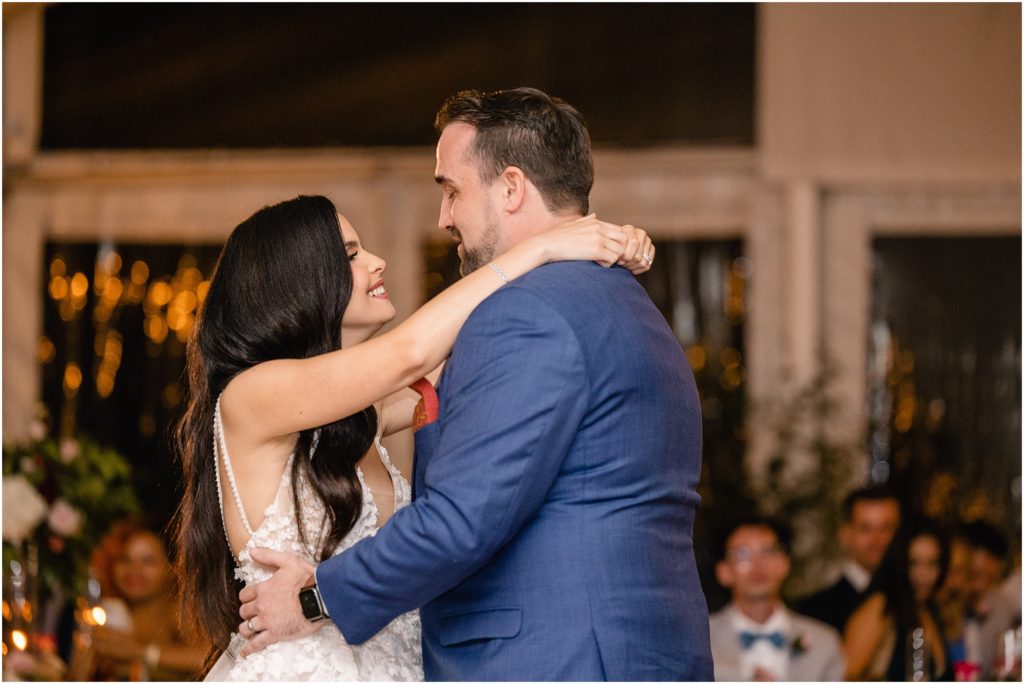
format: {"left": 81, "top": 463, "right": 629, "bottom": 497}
{"left": 497, "top": 166, "right": 528, "bottom": 213}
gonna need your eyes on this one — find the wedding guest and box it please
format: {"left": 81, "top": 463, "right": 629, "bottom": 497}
{"left": 935, "top": 532, "right": 972, "bottom": 664}
{"left": 963, "top": 520, "right": 1009, "bottom": 617}
{"left": 961, "top": 519, "right": 1011, "bottom": 675}
{"left": 796, "top": 487, "right": 901, "bottom": 632}
{"left": 843, "top": 518, "right": 950, "bottom": 681}
{"left": 709, "top": 515, "right": 845, "bottom": 681}
{"left": 975, "top": 566, "right": 1021, "bottom": 679}
{"left": 68, "top": 520, "right": 206, "bottom": 680}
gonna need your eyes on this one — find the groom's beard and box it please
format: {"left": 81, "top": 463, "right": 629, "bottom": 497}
{"left": 457, "top": 213, "right": 501, "bottom": 277}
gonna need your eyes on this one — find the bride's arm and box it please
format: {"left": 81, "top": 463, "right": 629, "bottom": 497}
{"left": 377, "top": 224, "right": 654, "bottom": 439}
{"left": 223, "top": 217, "right": 635, "bottom": 442}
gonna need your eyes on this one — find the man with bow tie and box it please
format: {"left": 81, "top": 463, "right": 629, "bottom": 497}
{"left": 709, "top": 516, "right": 845, "bottom": 681}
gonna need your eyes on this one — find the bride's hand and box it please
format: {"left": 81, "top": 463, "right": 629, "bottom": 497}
{"left": 538, "top": 214, "right": 655, "bottom": 274}
{"left": 614, "top": 224, "right": 655, "bottom": 275}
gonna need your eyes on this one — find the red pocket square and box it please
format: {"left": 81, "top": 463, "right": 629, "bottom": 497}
{"left": 409, "top": 378, "right": 439, "bottom": 431}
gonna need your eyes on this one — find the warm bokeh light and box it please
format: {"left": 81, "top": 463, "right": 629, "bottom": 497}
{"left": 162, "top": 383, "right": 182, "bottom": 409}
{"left": 2, "top": 600, "right": 11, "bottom": 621}
{"left": 721, "top": 366, "right": 744, "bottom": 390}
{"left": 96, "top": 373, "right": 114, "bottom": 398}
{"left": 104, "top": 334, "right": 123, "bottom": 359}
{"left": 38, "top": 337, "right": 57, "bottom": 364}
{"left": 720, "top": 347, "right": 742, "bottom": 369}
{"left": 91, "top": 606, "right": 107, "bottom": 626}
{"left": 167, "top": 307, "right": 187, "bottom": 332}
{"left": 175, "top": 317, "right": 193, "bottom": 343}
{"left": 145, "top": 315, "right": 169, "bottom": 343}
{"left": 49, "top": 276, "right": 69, "bottom": 300}
{"left": 197, "top": 280, "right": 211, "bottom": 302}
{"left": 102, "top": 251, "right": 122, "bottom": 275}
{"left": 64, "top": 363, "right": 83, "bottom": 394}
{"left": 148, "top": 281, "right": 173, "bottom": 307}
{"left": 103, "top": 277, "right": 124, "bottom": 302}
{"left": 50, "top": 257, "right": 67, "bottom": 278}
{"left": 131, "top": 260, "right": 150, "bottom": 284}
{"left": 685, "top": 345, "right": 707, "bottom": 372}
{"left": 70, "top": 272, "right": 89, "bottom": 298}
{"left": 181, "top": 266, "right": 202, "bottom": 286}
{"left": 173, "top": 290, "right": 198, "bottom": 313}
{"left": 11, "top": 630, "right": 28, "bottom": 651}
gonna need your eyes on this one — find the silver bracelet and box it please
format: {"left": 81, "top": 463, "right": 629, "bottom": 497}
{"left": 488, "top": 262, "right": 508, "bottom": 282}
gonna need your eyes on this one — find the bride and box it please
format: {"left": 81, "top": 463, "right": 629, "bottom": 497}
{"left": 171, "top": 194, "right": 652, "bottom": 680}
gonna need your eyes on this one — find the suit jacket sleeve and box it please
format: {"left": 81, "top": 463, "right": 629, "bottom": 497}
{"left": 316, "top": 285, "right": 588, "bottom": 644}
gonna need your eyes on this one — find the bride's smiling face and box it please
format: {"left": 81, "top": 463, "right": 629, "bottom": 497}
{"left": 339, "top": 214, "right": 396, "bottom": 346}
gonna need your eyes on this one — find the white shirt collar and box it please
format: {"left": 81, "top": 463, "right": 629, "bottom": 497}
{"left": 728, "top": 603, "right": 791, "bottom": 634}
{"left": 727, "top": 603, "right": 792, "bottom": 681}
{"left": 843, "top": 560, "right": 872, "bottom": 593}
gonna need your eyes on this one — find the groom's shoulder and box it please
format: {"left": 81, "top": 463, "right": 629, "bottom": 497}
{"left": 511, "top": 260, "right": 630, "bottom": 294}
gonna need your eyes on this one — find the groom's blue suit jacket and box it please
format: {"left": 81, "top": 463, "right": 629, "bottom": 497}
{"left": 317, "top": 261, "right": 712, "bottom": 681}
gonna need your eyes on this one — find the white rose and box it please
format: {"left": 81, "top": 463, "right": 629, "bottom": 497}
{"left": 2, "top": 475, "right": 48, "bottom": 543}
{"left": 47, "top": 498, "right": 82, "bottom": 537}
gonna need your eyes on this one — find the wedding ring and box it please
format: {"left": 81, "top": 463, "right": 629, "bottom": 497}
{"left": 247, "top": 618, "right": 256, "bottom": 635}
{"left": 641, "top": 253, "right": 653, "bottom": 265}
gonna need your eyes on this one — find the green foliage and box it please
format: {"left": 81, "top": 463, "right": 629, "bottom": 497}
{"left": 3, "top": 435, "right": 139, "bottom": 599}
{"left": 756, "top": 365, "right": 859, "bottom": 597}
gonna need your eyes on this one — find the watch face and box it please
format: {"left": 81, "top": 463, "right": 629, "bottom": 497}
{"left": 299, "top": 587, "right": 323, "bottom": 620}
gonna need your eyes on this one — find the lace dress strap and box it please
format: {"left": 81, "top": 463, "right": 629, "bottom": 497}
{"left": 213, "top": 395, "right": 256, "bottom": 540}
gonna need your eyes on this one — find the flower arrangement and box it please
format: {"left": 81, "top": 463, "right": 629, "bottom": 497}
{"left": 2, "top": 425, "right": 139, "bottom": 600}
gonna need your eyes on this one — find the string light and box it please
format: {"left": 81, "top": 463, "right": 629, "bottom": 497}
{"left": 64, "top": 363, "right": 83, "bottom": 397}
{"left": 11, "top": 630, "right": 28, "bottom": 651}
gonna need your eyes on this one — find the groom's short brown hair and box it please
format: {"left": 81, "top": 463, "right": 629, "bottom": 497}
{"left": 435, "top": 87, "right": 594, "bottom": 214}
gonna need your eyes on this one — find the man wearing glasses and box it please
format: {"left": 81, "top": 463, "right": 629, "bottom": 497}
{"left": 709, "top": 515, "right": 845, "bottom": 681}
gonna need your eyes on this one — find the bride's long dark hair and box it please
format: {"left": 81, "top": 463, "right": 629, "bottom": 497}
{"left": 170, "top": 195, "right": 376, "bottom": 659}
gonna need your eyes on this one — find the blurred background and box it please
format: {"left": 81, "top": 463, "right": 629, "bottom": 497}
{"left": 2, "top": 3, "right": 1020, "bottom": 679}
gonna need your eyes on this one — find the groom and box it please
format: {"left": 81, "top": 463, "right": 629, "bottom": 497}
{"left": 239, "top": 87, "right": 713, "bottom": 680}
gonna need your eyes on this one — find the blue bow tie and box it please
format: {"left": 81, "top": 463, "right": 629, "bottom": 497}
{"left": 739, "top": 631, "right": 786, "bottom": 650}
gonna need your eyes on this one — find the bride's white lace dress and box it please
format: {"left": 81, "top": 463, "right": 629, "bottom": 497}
{"left": 205, "top": 399, "right": 423, "bottom": 681}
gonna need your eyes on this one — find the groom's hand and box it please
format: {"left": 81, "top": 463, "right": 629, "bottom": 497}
{"left": 237, "top": 548, "right": 324, "bottom": 656}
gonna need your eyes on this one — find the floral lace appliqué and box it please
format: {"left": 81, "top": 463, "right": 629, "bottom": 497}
{"left": 207, "top": 438, "right": 422, "bottom": 682}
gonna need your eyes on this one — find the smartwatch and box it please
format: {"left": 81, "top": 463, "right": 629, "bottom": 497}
{"left": 298, "top": 583, "right": 330, "bottom": 622}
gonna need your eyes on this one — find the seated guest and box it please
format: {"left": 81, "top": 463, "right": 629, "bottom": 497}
{"left": 796, "top": 486, "right": 901, "bottom": 632}
{"left": 963, "top": 520, "right": 1009, "bottom": 618}
{"left": 709, "top": 515, "right": 845, "bottom": 681}
{"left": 961, "top": 519, "right": 1011, "bottom": 675}
{"left": 976, "top": 566, "right": 1021, "bottom": 679}
{"left": 843, "top": 518, "right": 950, "bottom": 681}
{"left": 68, "top": 520, "right": 207, "bottom": 681}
